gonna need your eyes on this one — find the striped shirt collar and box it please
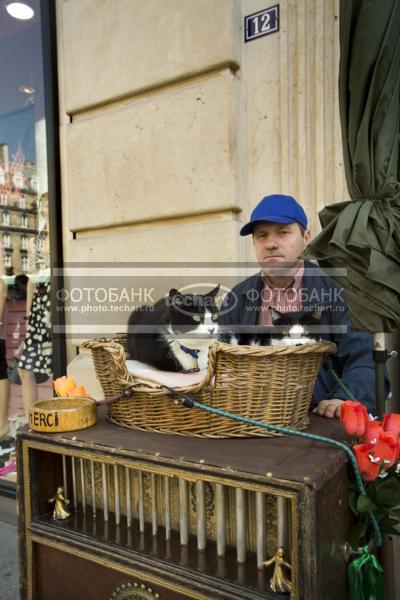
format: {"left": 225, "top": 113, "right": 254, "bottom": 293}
{"left": 261, "top": 262, "right": 304, "bottom": 291}
{"left": 258, "top": 263, "right": 304, "bottom": 325}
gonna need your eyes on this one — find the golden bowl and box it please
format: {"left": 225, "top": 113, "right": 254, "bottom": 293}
{"left": 29, "top": 396, "right": 97, "bottom": 433}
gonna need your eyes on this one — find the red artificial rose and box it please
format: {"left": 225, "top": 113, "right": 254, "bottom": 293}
{"left": 340, "top": 400, "right": 368, "bottom": 437}
{"left": 383, "top": 413, "right": 400, "bottom": 441}
{"left": 373, "top": 432, "right": 398, "bottom": 468}
{"left": 354, "top": 443, "right": 380, "bottom": 481}
{"left": 364, "top": 419, "right": 383, "bottom": 445}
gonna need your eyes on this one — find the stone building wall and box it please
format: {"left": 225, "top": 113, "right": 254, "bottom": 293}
{"left": 55, "top": 0, "right": 349, "bottom": 374}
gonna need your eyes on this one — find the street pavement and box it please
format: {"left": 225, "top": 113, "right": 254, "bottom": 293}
{"left": 0, "top": 520, "right": 19, "bottom": 599}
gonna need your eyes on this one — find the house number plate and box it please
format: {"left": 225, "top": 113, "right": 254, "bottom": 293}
{"left": 244, "top": 5, "right": 279, "bottom": 42}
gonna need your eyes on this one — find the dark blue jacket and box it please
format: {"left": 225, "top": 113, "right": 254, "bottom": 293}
{"left": 218, "top": 261, "right": 382, "bottom": 413}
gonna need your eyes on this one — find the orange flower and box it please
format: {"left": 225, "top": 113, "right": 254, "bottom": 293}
{"left": 354, "top": 443, "right": 380, "bottom": 481}
{"left": 340, "top": 400, "right": 368, "bottom": 437}
{"left": 383, "top": 413, "right": 400, "bottom": 441}
{"left": 54, "top": 376, "right": 77, "bottom": 397}
{"left": 364, "top": 419, "right": 383, "bottom": 444}
{"left": 68, "top": 385, "right": 89, "bottom": 397}
{"left": 373, "top": 432, "right": 398, "bottom": 468}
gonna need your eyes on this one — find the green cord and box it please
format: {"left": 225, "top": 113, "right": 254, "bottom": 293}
{"left": 189, "top": 398, "right": 382, "bottom": 548}
{"left": 325, "top": 360, "right": 358, "bottom": 402}
{"left": 153, "top": 382, "right": 382, "bottom": 549}
{"left": 130, "top": 379, "right": 382, "bottom": 547}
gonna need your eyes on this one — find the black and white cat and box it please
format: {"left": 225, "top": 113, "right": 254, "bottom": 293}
{"left": 127, "top": 286, "right": 220, "bottom": 372}
{"left": 220, "top": 308, "right": 322, "bottom": 347}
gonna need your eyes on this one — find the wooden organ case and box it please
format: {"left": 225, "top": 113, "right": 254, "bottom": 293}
{"left": 17, "top": 411, "right": 352, "bottom": 600}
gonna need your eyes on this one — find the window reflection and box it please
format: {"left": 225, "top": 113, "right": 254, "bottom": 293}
{"left": 0, "top": 1, "right": 53, "bottom": 484}
{"left": 0, "top": 117, "right": 45, "bottom": 276}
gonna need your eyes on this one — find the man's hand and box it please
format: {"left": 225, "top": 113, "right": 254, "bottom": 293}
{"left": 313, "top": 399, "right": 343, "bottom": 418}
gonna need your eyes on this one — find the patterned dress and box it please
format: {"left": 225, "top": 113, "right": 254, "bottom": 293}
{"left": 18, "top": 281, "right": 52, "bottom": 377}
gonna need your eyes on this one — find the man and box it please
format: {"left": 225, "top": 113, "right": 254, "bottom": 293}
{"left": 218, "top": 194, "right": 379, "bottom": 417}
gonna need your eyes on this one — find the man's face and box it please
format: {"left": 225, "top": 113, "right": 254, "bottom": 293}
{"left": 252, "top": 221, "right": 311, "bottom": 278}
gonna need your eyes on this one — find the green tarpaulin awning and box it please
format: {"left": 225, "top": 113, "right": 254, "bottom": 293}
{"left": 305, "top": 0, "right": 400, "bottom": 334}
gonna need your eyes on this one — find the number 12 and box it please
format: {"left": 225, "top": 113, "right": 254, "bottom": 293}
{"left": 252, "top": 13, "right": 271, "bottom": 35}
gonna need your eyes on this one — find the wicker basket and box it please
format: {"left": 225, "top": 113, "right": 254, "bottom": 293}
{"left": 83, "top": 338, "right": 336, "bottom": 438}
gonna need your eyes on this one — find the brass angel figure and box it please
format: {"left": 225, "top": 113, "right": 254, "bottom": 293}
{"left": 48, "top": 486, "right": 71, "bottom": 520}
{"left": 262, "top": 546, "right": 292, "bottom": 593}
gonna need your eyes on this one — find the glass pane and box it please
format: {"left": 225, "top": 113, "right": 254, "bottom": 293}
{"left": 0, "top": 1, "right": 53, "bottom": 482}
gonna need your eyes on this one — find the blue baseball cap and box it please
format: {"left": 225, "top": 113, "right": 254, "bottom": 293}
{"left": 240, "top": 194, "right": 308, "bottom": 236}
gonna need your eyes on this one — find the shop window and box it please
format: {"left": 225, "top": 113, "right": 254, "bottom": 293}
{"left": 0, "top": 0, "right": 61, "bottom": 492}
